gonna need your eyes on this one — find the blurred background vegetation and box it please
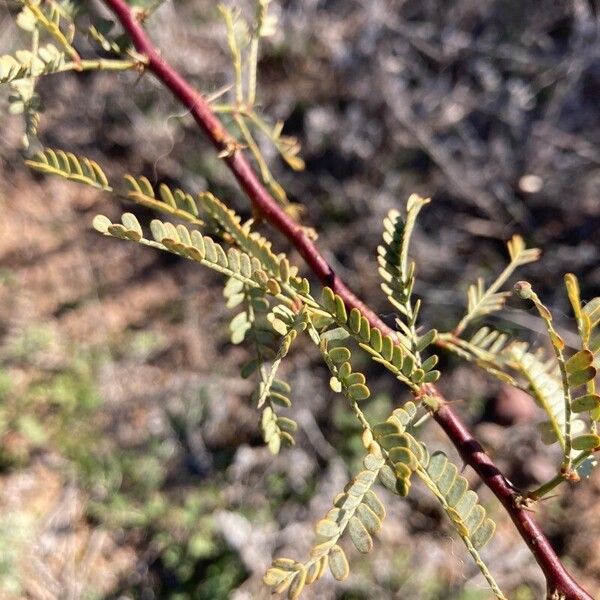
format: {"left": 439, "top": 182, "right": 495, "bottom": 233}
{"left": 0, "top": 0, "right": 599, "bottom": 598}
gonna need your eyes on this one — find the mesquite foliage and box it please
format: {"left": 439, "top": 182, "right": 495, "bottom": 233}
{"left": 90, "top": 198, "right": 507, "bottom": 597}
{"left": 3, "top": 1, "right": 599, "bottom": 598}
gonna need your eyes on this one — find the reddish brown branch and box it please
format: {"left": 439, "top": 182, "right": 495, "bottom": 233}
{"left": 101, "top": 1, "right": 592, "bottom": 597}
{"left": 436, "top": 403, "right": 591, "bottom": 599}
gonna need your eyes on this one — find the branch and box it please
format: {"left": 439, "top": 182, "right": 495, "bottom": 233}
{"left": 100, "top": 2, "right": 592, "bottom": 598}
{"left": 434, "top": 400, "right": 591, "bottom": 599}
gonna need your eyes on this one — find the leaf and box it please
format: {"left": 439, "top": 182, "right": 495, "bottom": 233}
{"left": 471, "top": 518, "right": 496, "bottom": 550}
{"left": 16, "top": 6, "right": 37, "bottom": 31}
{"left": 388, "top": 447, "right": 418, "bottom": 470}
{"left": 356, "top": 502, "right": 382, "bottom": 534}
{"left": 0, "top": 44, "right": 66, "bottom": 84}
{"left": 267, "top": 432, "right": 281, "bottom": 454}
{"left": 17, "top": 0, "right": 78, "bottom": 59}
{"left": 263, "top": 567, "right": 289, "bottom": 586}
{"left": 377, "top": 196, "right": 430, "bottom": 349}
{"left": 454, "top": 235, "right": 540, "bottom": 334}
{"left": 287, "top": 568, "right": 306, "bottom": 600}
{"left": 436, "top": 460, "right": 458, "bottom": 495}
{"left": 572, "top": 394, "right": 600, "bottom": 413}
{"left": 347, "top": 383, "right": 370, "bottom": 401}
{"left": 328, "top": 545, "right": 349, "bottom": 581}
{"left": 466, "top": 280, "right": 510, "bottom": 323}
{"left": 329, "top": 377, "right": 342, "bottom": 393}
{"left": 329, "top": 347, "right": 351, "bottom": 363}
{"left": 125, "top": 175, "right": 202, "bottom": 225}
{"left": 202, "top": 192, "right": 295, "bottom": 280}
{"left": 88, "top": 20, "right": 124, "bottom": 54}
{"left": 277, "top": 417, "right": 297, "bottom": 433}
{"left": 567, "top": 366, "right": 596, "bottom": 388}
{"left": 395, "top": 477, "right": 411, "bottom": 496}
{"left": 337, "top": 361, "right": 351, "bottom": 380}
{"left": 417, "top": 329, "right": 437, "bottom": 352}
{"left": 363, "top": 452, "right": 385, "bottom": 471}
{"left": 321, "top": 327, "right": 351, "bottom": 342}
{"left": 379, "top": 464, "right": 403, "bottom": 495}
{"left": 121, "top": 212, "right": 142, "bottom": 237}
{"left": 565, "top": 273, "right": 583, "bottom": 323}
{"left": 92, "top": 215, "right": 112, "bottom": 234}
{"left": 421, "top": 354, "right": 439, "bottom": 372}
{"left": 508, "top": 343, "right": 583, "bottom": 453}
{"left": 421, "top": 450, "right": 496, "bottom": 553}
{"left": 315, "top": 519, "right": 339, "bottom": 537}
{"left": 348, "top": 308, "right": 361, "bottom": 334}
{"left": 394, "top": 462, "right": 412, "bottom": 481}
{"left": 426, "top": 451, "right": 446, "bottom": 480}
{"left": 321, "top": 287, "right": 336, "bottom": 314}
{"left": 241, "top": 358, "right": 260, "bottom": 378}
{"left": 583, "top": 297, "right": 600, "bottom": 330}
{"left": 464, "top": 505, "right": 485, "bottom": 535}
{"left": 565, "top": 350, "right": 594, "bottom": 373}
{"left": 422, "top": 370, "right": 440, "bottom": 383}
{"left": 102, "top": 214, "right": 275, "bottom": 297}
{"left": 98, "top": 213, "right": 143, "bottom": 242}
{"left": 572, "top": 434, "right": 600, "bottom": 451}
{"left": 26, "top": 148, "right": 111, "bottom": 190}
{"left": 334, "top": 295, "right": 347, "bottom": 322}
{"left": 374, "top": 426, "right": 402, "bottom": 444}
{"left": 446, "top": 477, "right": 468, "bottom": 508}
{"left": 305, "top": 558, "right": 325, "bottom": 585}
{"left": 230, "top": 311, "right": 250, "bottom": 344}
{"left": 506, "top": 234, "right": 541, "bottom": 266}
{"left": 363, "top": 490, "right": 386, "bottom": 521}
{"left": 348, "top": 516, "right": 373, "bottom": 553}
{"left": 272, "top": 558, "right": 299, "bottom": 570}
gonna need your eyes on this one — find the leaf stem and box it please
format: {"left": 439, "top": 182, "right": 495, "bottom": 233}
{"left": 21, "top": 0, "right": 81, "bottom": 63}
{"left": 514, "top": 282, "right": 573, "bottom": 474}
{"left": 416, "top": 467, "right": 507, "bottom": 600}
{"left": 455, "top": 253, "right": 520, "bottom": 336}
{"left": 528, "top": 451, "right": 594, "bottom": 500}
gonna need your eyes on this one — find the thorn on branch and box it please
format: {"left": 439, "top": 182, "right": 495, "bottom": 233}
{"left": 218, "top": 139, "right": 244, "bottom": 159}
{"left": 132, "top": 7, "right": 148, "bottom": 24}
{"left": 514, "top": 495, "right": 536, "bottom": 511}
